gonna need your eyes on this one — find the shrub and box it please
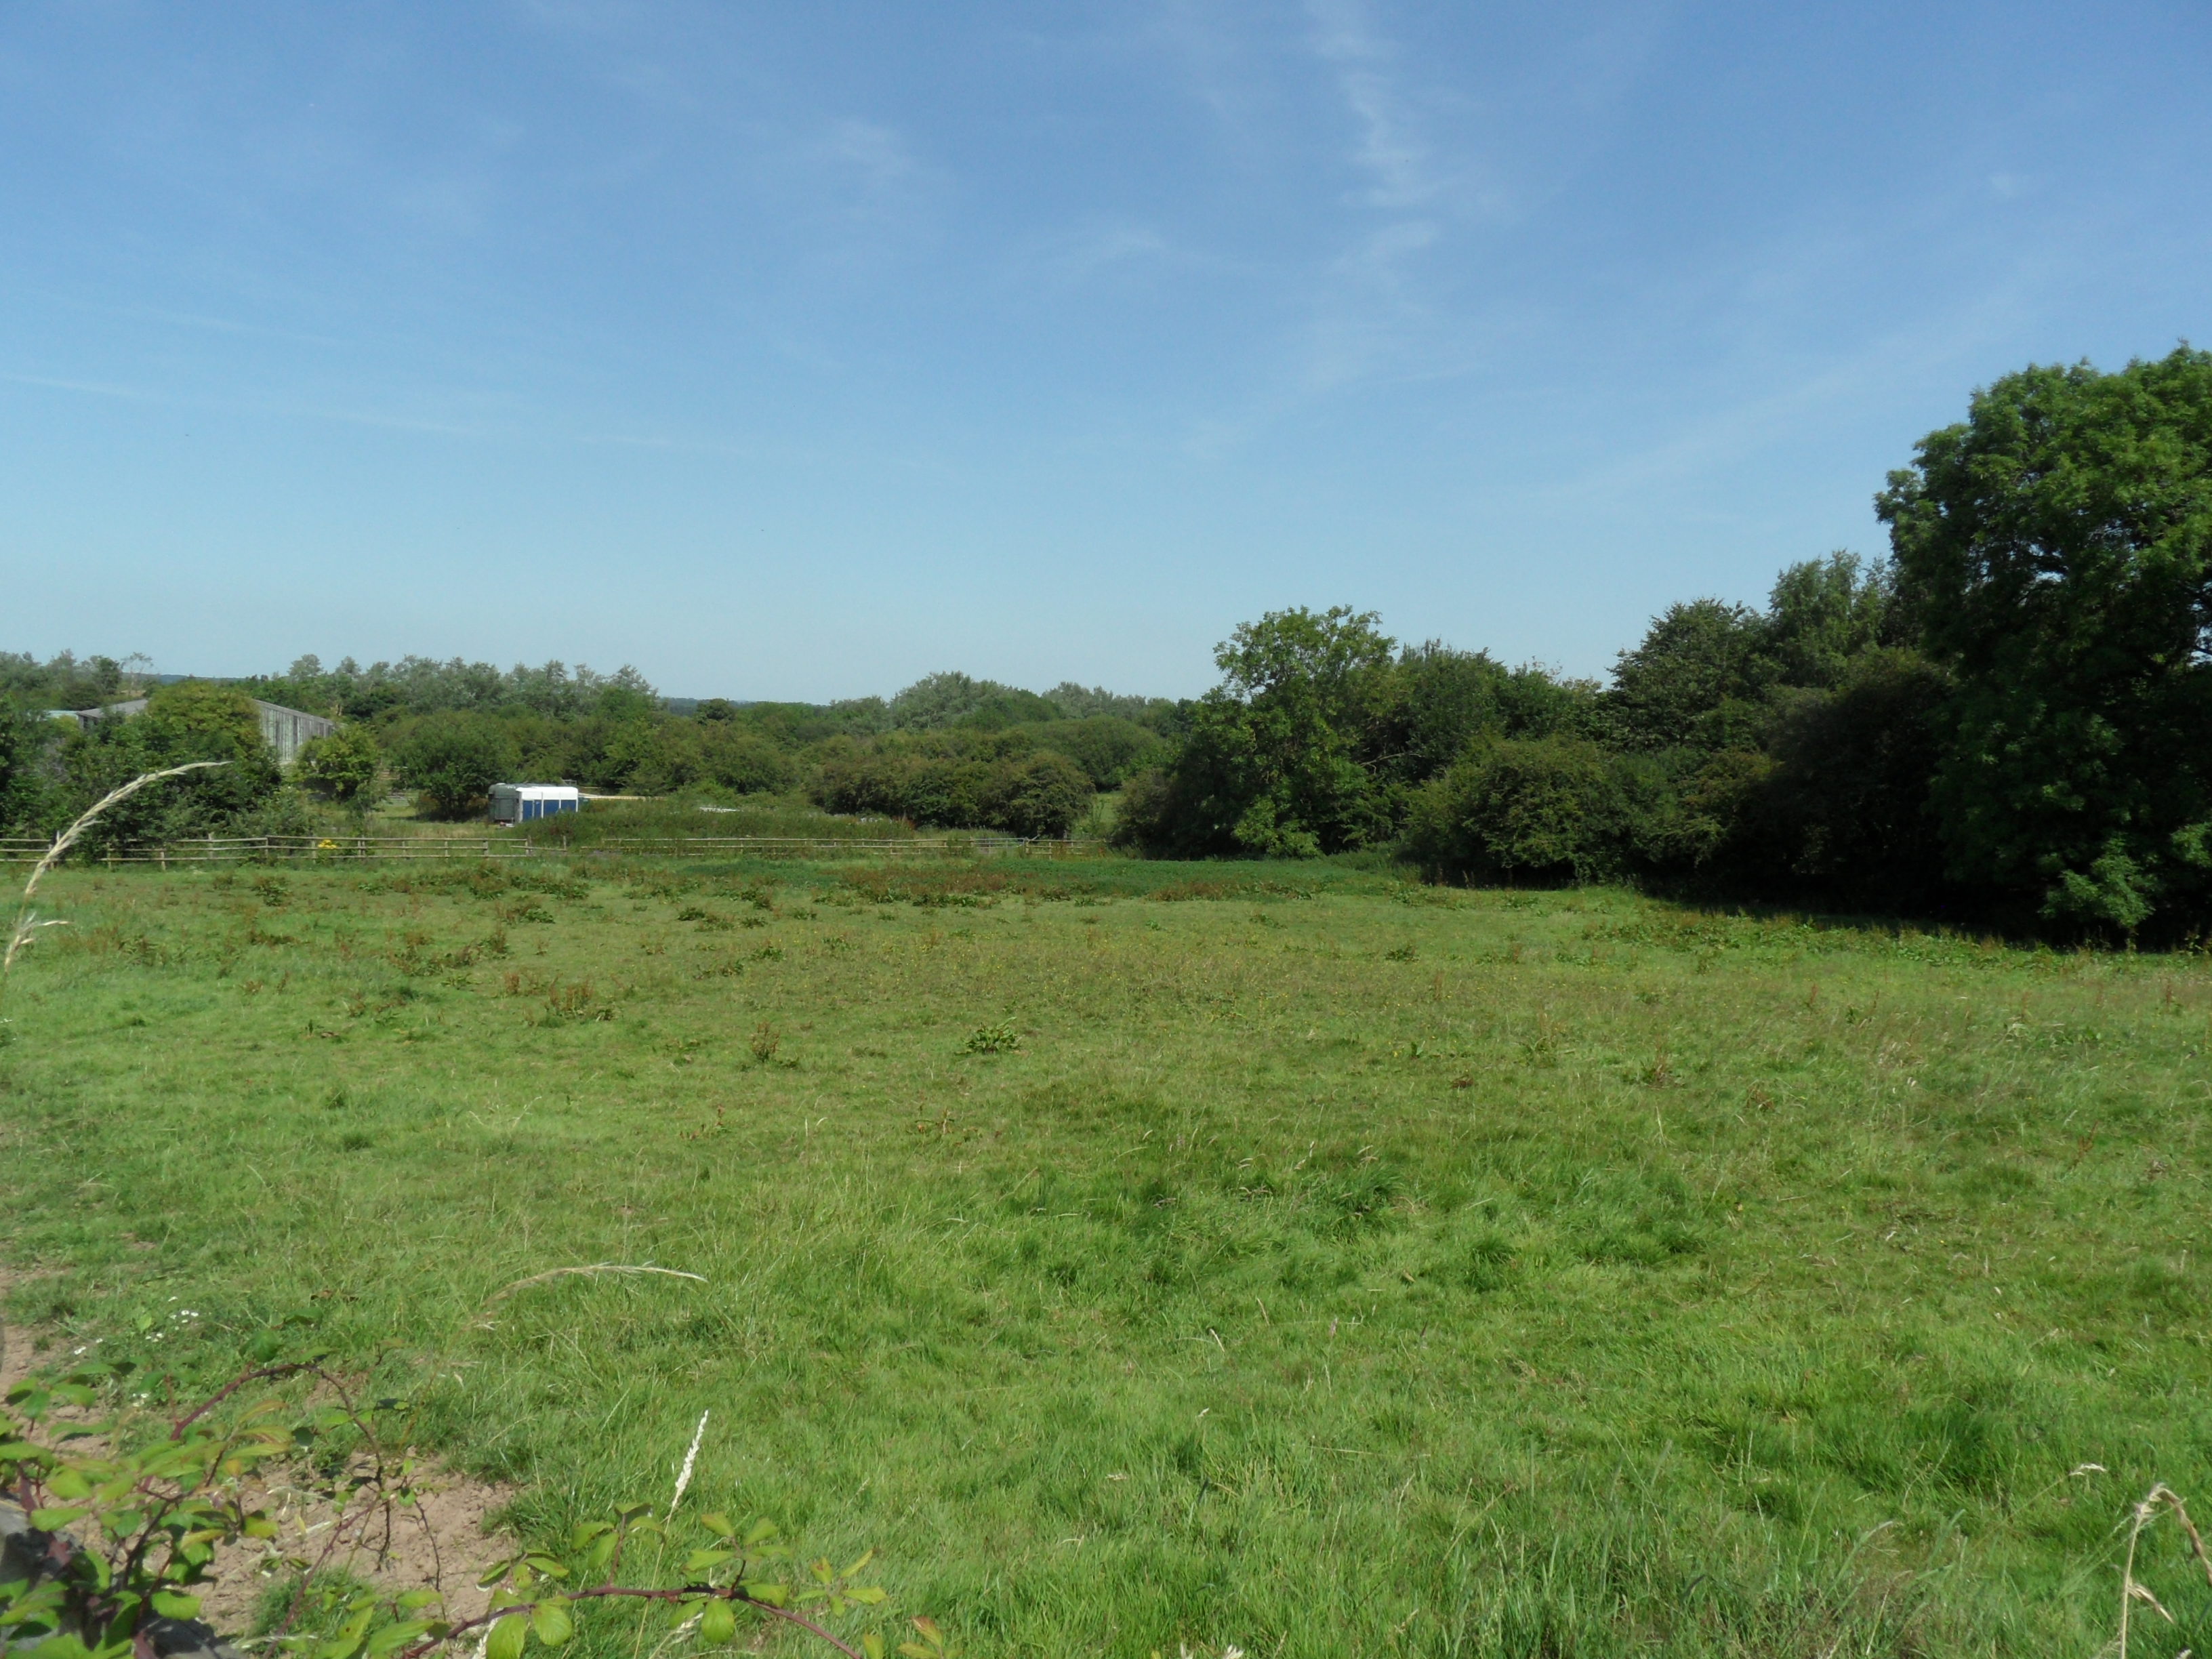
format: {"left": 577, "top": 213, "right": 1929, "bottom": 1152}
{"left": 980, "top": 751, "right": 1091, "bottom": 838}
{"left": 296, "top": 724, "right": 382, "bottom": 804}
{"left": 1406, "top": 738, "right": 1629, "bottom": 884}
{"left": 0, "top": 709, "right": 56, "bottom": 835}
{"left": 392, "top": 713, "right": 518, "bottom": 818}
{"left": 59, "top": 684, "right": 283, "bottom": 847}
{"left": 815, "top": 746, "right": 1092, "bottom": 837}
{"left": 1759, "top": 649, "right": 1950, "bottom": 904}
{"left": 1026, "top": 717, "right": 1162, "bottom": 789}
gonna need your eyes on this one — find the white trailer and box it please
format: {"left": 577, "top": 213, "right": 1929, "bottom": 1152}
{"left": 489, "top": 783, "right": 582, "bottom": 825}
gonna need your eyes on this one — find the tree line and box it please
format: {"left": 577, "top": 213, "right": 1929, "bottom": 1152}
{"left": 1119, "top": 347, "right": 2212, "bottom": 939}
{"left": 0, "top": 657, "right": 1175, "bottom": 847}
{"left": 5, "top": 348, "right": 2208, "bottom": 937}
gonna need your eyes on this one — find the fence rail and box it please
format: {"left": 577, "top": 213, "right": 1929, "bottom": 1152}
{"left": 0, "top": 833, "right": 1107, "bottom": 867}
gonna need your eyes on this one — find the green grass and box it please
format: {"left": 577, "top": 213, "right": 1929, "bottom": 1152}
{"left": 2, "top": 856, "right": 2209, "bottom": 1656}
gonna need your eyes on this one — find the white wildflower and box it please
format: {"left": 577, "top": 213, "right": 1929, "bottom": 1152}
{"left": 668, "top": 1409, "right": 709, "bottom": 1518}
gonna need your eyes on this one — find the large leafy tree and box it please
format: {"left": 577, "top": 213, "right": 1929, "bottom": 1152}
{"left": 1879, "top": 347, "right": 2212, "bottom": 933}
{"left": 1126, "top": 607, "right": 1399, "bottom": 857}
{"left": 0, "top": 710, "right": 54, "bottom": 834}
{"left": 62, "top": 682, "right": 285, "bottom": 846}
{"left": 1607, "top": 598, "right": 1768, "bottom": 752}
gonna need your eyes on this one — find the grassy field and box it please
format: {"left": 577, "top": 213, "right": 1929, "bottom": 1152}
{"left": 1, "top": 855, "right": 2207, "bottom": 1656}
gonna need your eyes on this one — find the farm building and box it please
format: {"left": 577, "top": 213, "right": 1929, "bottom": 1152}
{"left": 489, "top": 783, "right": 582, "bottom": 824}
{"left": 64, "top": 697, "right": 337, "bottom": 765}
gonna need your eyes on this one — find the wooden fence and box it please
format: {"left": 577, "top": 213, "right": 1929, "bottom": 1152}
{"left": 0, "top": 833, "right": 1107, "bottom": 867}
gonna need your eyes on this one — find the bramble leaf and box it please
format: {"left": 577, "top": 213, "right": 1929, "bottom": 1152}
{"left": 485, "top": 1613, "right": 527, "bottom": 1659}
{"left": 531, "top": 1600, "right": 573, "bottom": 1645}
{"left": 476, "top": 1557, "right": 520, "bottom": 1589}
{"left": 367, "top": 1620, "right": 436, "bottom": 1654}
{"left": 697, "top": 1601, "right": 737, "bottom": 1646}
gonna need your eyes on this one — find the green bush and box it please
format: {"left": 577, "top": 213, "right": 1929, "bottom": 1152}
{"left": 1406, "top": 738, "right": 1629, "bottom": 883}
{"left": 1758, "top": 649, "right": 1951, "bottom": 905}
{"left": 983, "top": 751, "right": 1092, "bottom": 838}
{"left": 392, "top": 712, "right": 517, "bottom": 818}
{"left": 814, "top": 745, "right": 1092, "bottom": 836}
{"left": 295, "top": 724, "right": 382, "bottom": 804}
{"left": 0, "top": 709, "right": 56, "bottom": 835}
{"left": 1019, "top": 716, "right": 1162, "bottom": 789}
{"left": 60, "top": 683, "right": 283, "bottom": 848}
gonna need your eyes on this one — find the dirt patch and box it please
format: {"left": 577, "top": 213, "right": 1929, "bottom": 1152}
{"left": 201, "top": 1462, "right": 516, "bottom": 1635}
{"left": 1, "top": 1290, "right": 514, "bottom": 1639}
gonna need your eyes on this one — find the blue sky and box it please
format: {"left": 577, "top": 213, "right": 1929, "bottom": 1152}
{"left": 4, "top": 1, "right": 2207, "bottom": 700}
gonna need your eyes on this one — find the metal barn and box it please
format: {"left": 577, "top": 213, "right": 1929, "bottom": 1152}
{"left": 66, "top": 697, "right": 337, "bottom": 765}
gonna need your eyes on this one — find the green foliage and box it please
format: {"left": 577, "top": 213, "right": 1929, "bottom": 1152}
{"left": 1121, "top": 607, "right": 1400, "bottom": 858}
{"left": 0, "top": 1368, "right": 291, "bottom": 1659}
{"left": 9, "top": 657, "right": 1165, "bottom": 840}
{"left": 984, "top": 752, "right": 1092, "bottom": 838}
{"left": 1606, "top": 598, "right": 1769, "bottom": 753}
{"left": 1120, "top": 616, "right": 1603, "bottom": 860}
{"left": 0, "top": 1366, "right": 892, "bottom": 1659}
{"left": 1757, "top": 649, "right": 1952, "bottom": 903}
{"left": 392, "top": 714, "right": 517, "bottom": 819}
{"left": 1879, "top": 346, "right": 2212, "bottom": 935}
{"left": 297, "top": 726, "right": 383, "bottom": 806}
{"left": 962, "top": 1020, "right": 1019, "bottom": 1053}
{"left": 248, "top": 657, "right": 659, "bottom": 723}
{"left": 0, "top": 651, "right": 157, "bottom": 717}
{"left": 1022, "top": 717, "right": 1160, "bottom": 790}
{"left": 815, "top": 742, "right": 1091, "bottom": 838}
{"left": 0, "top": 709, "right": 56, "bottom": 835}
{"left": 625, "top": 723, "right": 793, "bottom": 798}
{"left": 1042, "top": 682, "right": 1172, "bottom": 726}
{"left": 1763, "top": 551, "right": 1902, "bottom": 687}
{"left": 885, "top": 672, "right": 1061, "bottom": 733}
{"left": 1406, "top": 738, "right": 1629, "bottom": 882}
{"left": 59, "top": 685, "right": 283, "bottom": 849}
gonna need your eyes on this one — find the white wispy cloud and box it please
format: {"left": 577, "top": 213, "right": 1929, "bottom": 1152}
{"left": 1305, "top": 0, "right": 1446, "bottom": 211}
{"left": 1281, "top": 0, "right": 1475, "bottom": 398}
